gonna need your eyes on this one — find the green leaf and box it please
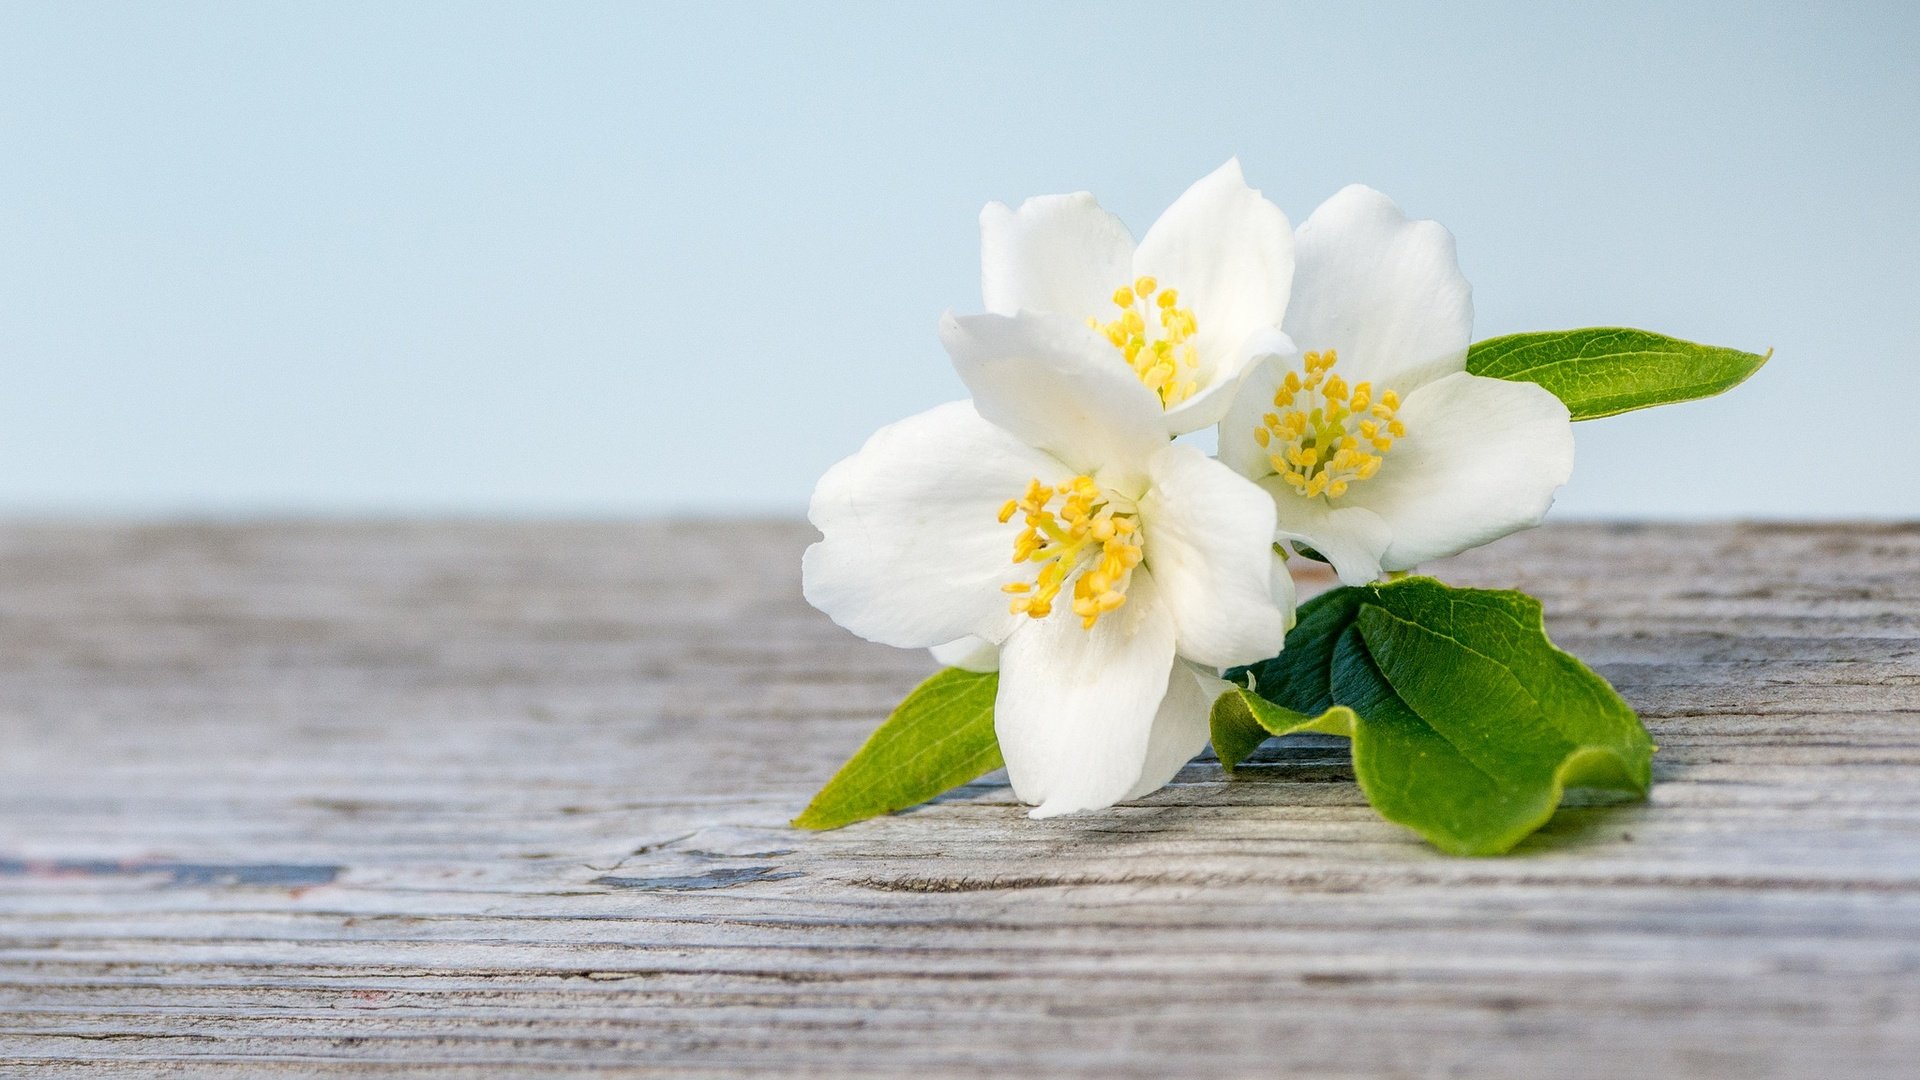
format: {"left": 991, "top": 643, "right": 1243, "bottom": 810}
{"left": 792, "top": 667, "right": 1003, "bottom": 830}
{"left": 1228, "top": 578, "right": 1654, "bottom": 855}
{"left": 1466, "top": 327, "right": 1769, "bottom": 420}
{"left": 1210, "top": 687, "right": 1354, "bottom": 772}
{"left": 1360, "top": 581, "right": 1653, "bottom": 798}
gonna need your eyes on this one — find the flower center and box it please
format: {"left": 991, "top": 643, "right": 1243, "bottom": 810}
{"left": 1253, "top": 349, "right": 1406, "bottom": 500}
{"left": 997, "top": 475, "right": 1143, "bottom": 630}
{"left": 1086, "top": 276, "right": 1200, "bottom": 408}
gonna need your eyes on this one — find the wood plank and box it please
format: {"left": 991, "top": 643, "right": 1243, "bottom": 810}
{"left": 0, "top": 521, "right": 1915, "bottom": 1078}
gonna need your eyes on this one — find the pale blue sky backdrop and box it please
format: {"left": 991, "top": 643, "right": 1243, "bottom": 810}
{"left": 3, "top": 1, "right": 1915, "bottom": 517}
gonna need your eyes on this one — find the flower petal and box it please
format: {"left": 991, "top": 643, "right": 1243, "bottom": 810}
{"left": 1270, "top": 547, "right": 1299, "bottom": 630}
{"left": 1285, "top": 184, "right": 1473, "bottom": 392}
{"left": 980, "top": 192, "right": 1137, "bottom": 319}
{"left": 940, "top": 311, "right": 1165, "bottom": 489}
{"left": 1134, "top": 159, "right": 1295, "bottom": 396}
{"left": 1262, "top": 476, "right": 1395, "bottom": 587}
{"left": 995, "top": 571, "right": 1178, "bottom": 818}
{"left": 1122, "top": 661, "right": 1220, "bottom": 801}
{"left": 1138, "top": 443, "right": 1289, "bottom": 668}
{"left": 929, "top": 636, "right": 999, "bottom": 673}
{"left": 803, "top": 401, "right": 1068, "bottom": 650}
{"left": 1215, "top": 345, "right": 1303, "bottom": 481}
{"left": 1160, "top": 326, "right": 1296, "bottom": 437}
{"left": 1342, "top": 371, "right": 1575, "bottom": 570}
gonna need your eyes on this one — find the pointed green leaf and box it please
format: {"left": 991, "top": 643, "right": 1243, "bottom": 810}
{"left": 792, "top": 668, "right": 1002, "bottom": 830}
{"left": 1466, "top": 327, "right": 1769, "bottom": 420}
{"left": 1226, "top": 578, "right": 1653, "bottom": 855}
{"left": 1209, "top": 687, "right": 1355, "bottom": 772}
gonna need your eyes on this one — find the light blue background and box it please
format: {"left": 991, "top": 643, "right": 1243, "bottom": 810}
{"left": 3, "top": 2, "right": 1914, "bottom": 518}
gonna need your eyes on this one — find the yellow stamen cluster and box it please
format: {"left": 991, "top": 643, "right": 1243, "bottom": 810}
{"left": 1086, "top": 275, "right": 1200, "bottom": 407}
{"left": 1252, "top": 349, "right": 1406, "bottom": 500}
{"left": 997, "top": 475, "right": 1143, "bottom": 630}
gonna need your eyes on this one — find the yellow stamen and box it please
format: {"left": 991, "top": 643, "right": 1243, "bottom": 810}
{"left": 1000, "top": 474, "right": 1143, "bottom": 631}
{"left": 1256, "top": 349, "right": 1407, "bottom": 502}
{"left": 1089, "top": 275, "right": 1201, "bottom": 409}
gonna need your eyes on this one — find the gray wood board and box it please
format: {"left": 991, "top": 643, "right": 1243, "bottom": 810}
{"left": 0, "top": 521, "right": 1916, "bottom": 1078}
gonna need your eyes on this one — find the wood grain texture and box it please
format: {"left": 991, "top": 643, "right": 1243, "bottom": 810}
{"left": 0, "top": 521, "right": 1915, "bottom": 1078}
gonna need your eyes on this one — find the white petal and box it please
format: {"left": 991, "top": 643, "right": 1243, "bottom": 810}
{"left": 1134, "top": 159, "right": 1295, "bottom": 395}
{"left": 1138, "top": 444, "right": 1288, "bottom": 668}
{"left": 1215, "top": 344, "right": 1303, "bottom": 481}
{"left": 929, "top": 636, "right": 999, "bottom": 673}
{"left": 1285, "top": 185, "right": 1472, "bottom": 392}
{"left": 1189, "top": 665, "right": 1239, "bottom": 702}
{"left": 1263, "top": 476, "right": 1395, "bottom": 587}
{"left": 1343, "top": 371, "right": 1575, "bottom": 570}
{"left": 1122, "top": 661, "right": 1219, "bottom": 801}
{"left": 980, "top": 192, "right": 1137, "bottom": 319}
{"left": 1160, "top": 327, "right": 1296, "bottom": 437}
{"left": 995, "top": 571, "right": 1178, "bottom": 818}
{"left": 803, "top": 401, "right": 1068, "bottom": 650}
{"left": 940, "top": 311, "right": 1165, "bottom": 490}
{"left": 1270, "top": 547, "right": 1299, "bottom": 630}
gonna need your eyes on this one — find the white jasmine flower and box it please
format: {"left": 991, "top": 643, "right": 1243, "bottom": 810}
{"left": 977, "top": 159, "right": 1295, "bottom": 435}
{"left": 804, "top": 313, "right": 1292, "bottom": 817}
{"left": 1219, "top": 186, "right": 1576, "bottom": 586}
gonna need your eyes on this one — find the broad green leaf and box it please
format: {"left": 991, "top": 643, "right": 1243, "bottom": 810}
{"left": 1210, "top": 687, "right": 1354, "bottom": 772}
{"left": 792, "top": 667, "right": 1002, "bottom": 830}
{"left": 1228, "top": 578, "right": 1653, "bottom": 855}
{"left": 1466, "top": 327, "right": 1769, "bottom": 420}
{"left": 1360, "top": 580, "right": 1653, "bottom": 795}
{"left": 1343, "top": 617, "right": 1645, "bottom": 855}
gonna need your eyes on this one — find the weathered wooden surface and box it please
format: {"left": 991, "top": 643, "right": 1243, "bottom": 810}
{"left": 0, "top": 521, "right": 1916, "bottom": 1078}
